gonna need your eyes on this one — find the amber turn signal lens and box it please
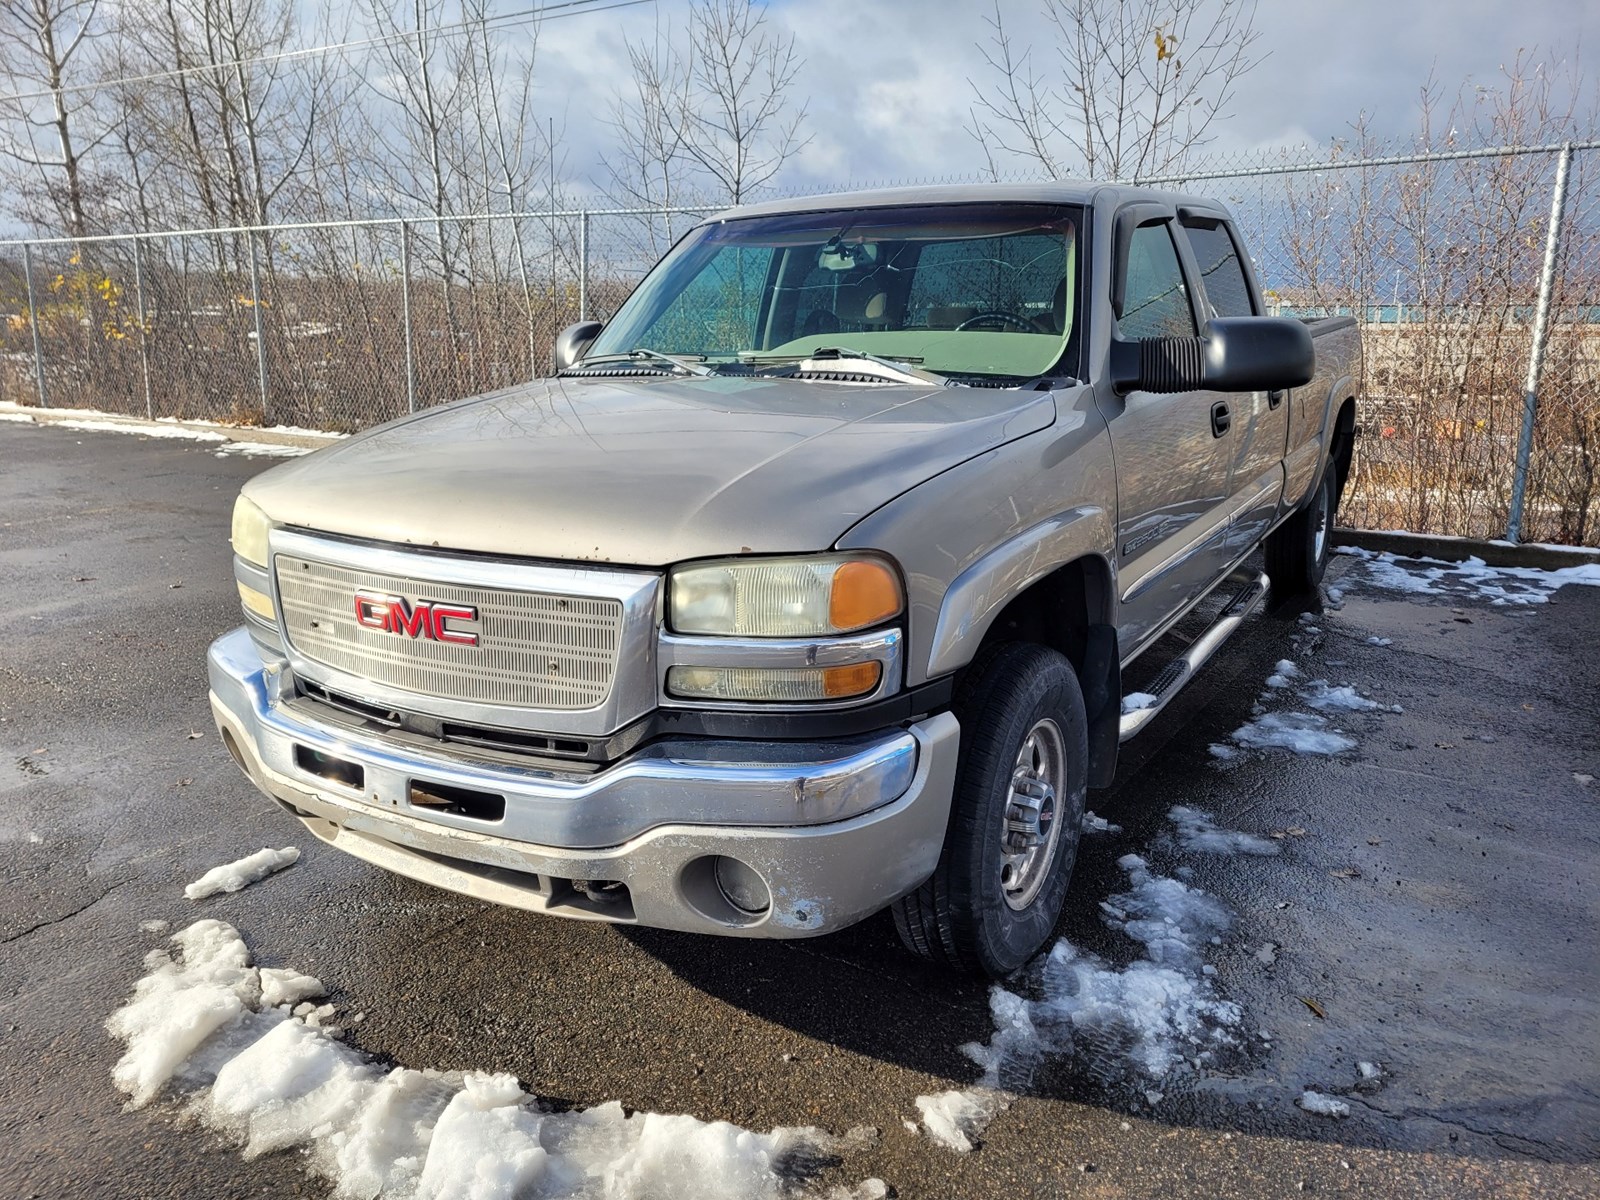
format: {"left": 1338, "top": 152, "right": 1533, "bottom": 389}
{"left": 828, "top": 560, "right": 901, "bottom": 632}
{"left": 822, "top": 661, "right": 883, "bottom": 698}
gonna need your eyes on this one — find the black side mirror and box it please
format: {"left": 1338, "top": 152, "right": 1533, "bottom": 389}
{"left": 552, "top": 321, "right": 603, "bottom": 373}
{"left": 1111, "top": 317, "right": 1314, "bottom": 395}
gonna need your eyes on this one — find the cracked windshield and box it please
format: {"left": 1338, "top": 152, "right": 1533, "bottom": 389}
{"left": 586, "top": 204, "right": 1080, "bottom": 380}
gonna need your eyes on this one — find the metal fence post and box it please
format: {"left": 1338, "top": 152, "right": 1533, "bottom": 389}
{"left": 247, "top": 230, "right": 270, "bottom": 422}
{"left": 21, "top": 242, "right": 47, "bottom": 408}
{"left": 1506, "top": 141, "right": 1575, "bottom": 544}
{"left": 579, "top": 210, "right": 590, "bottom": 320}
{"left": 400, "top": 220, "right": 417, "bottom": 414}
{"left": 132, "top": 237, "right": 154, "bottom": 420}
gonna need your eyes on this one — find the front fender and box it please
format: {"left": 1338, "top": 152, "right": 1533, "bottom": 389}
{"left": 925, "top": 510, "right": 1114, "bottom": 678}
{"left": 838, "top": 385, "right": 1117, "bottom": 686}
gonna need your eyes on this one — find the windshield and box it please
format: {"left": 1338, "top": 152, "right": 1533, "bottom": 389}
{"left": 587, "top": 203, "right": 1082, "bottom": 380}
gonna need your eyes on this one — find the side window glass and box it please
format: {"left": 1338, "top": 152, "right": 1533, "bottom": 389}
{"left": 1119, "top": 222, "right": 1195, "bottom": 340}
{"left": 1183, "top": 222, "right": 1256, "bottom": 318}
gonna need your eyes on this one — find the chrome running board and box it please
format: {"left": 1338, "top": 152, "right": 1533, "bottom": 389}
{"left": 1118, "top": 571, "right": 1271, "bottom": 743}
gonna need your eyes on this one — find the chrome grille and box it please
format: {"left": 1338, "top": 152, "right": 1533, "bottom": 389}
{"left": 276, "top": 554, "right": 623, "bottom": 710}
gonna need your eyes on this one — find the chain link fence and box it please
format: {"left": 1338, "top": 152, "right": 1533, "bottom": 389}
{"left": 2, "top": 140, "right": 1597, "bottom": 544}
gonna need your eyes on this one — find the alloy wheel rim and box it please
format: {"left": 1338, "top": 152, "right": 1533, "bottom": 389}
{"left": 1313, "top": 475, "right": 1333, "bottom": 563}
{"left": 1000, "top": 718, "right": 1068, "bottom": 911}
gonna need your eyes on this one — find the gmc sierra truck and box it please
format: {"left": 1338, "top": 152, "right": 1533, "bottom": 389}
{"left": 209, "top": 182, "right": 1360, "bottom": 977}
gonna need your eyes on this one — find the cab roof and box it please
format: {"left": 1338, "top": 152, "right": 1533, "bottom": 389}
{"left": 702, "top": 180, "right": 1217, "bottom": 224}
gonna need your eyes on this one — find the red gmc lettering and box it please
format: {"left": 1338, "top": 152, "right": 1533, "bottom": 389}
{"left": 429, "top": 603, "right": 480, "bottom": 646}
{"left": 388, "top": 598, "right": 432, "bottom": 639}
{"left": 354, "top": 594, "right": 390, "bottom": 629}
{"left": 352, "top": 593, "right": 479, "bottom": 646}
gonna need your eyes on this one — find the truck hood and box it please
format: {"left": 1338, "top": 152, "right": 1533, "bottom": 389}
{"left": 244, "top": 375, "right": 1055, "bottom": 566}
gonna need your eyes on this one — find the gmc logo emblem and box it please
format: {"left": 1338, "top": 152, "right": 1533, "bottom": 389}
{"left": 353, "top": 592, "right": 480, "bottom": 646}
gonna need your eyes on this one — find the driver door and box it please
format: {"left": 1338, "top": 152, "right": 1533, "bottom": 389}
{"left": 1102, "top": 216, "right": 1236, "bottom": 656}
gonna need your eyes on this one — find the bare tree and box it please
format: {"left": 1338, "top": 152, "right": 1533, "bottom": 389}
{"left": 680, "top": 0, "right": 807, "bottom": 203}
{"left": 602, "top": 25, "right": 692, "bottom": 254}
{"left": 605, "top": 0, "right": 808, "bottom": 214}
{"left": 968, "top": 0, "right": 1262, "bottom": 181}
{"left": 0, "top": 0, "right": 107, "bottom": 236}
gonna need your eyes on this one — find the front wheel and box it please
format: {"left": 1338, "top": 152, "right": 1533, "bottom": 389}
{"left": 891, "top": 643, "right": 1088, "bottom": 978}
{"left": 1265, "top": 467, "right": 1337, "bottom": 598}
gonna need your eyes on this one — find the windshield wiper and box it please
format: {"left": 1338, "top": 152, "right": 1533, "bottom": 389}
{"left": 742, "top": 346, "right": 948, "bottom": 386}
{"left": 575, "top": 348, "right": 714, "bottom": 377}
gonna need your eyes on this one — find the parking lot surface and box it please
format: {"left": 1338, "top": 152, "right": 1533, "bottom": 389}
{"left": 2, "top": 419, "right": 1597, "bottom": 1198}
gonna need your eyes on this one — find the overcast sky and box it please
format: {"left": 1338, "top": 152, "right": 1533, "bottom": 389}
{"left": 528, "top": 0, "right": 1588, "bottom": 195}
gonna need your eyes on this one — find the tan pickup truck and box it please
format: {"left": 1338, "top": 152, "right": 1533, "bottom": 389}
{"left": 210, "top": 182, "right": 1361, "bottom": 976}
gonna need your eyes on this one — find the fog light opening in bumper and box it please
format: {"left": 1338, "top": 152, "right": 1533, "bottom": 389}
{"left": 407, "top": 779, "right": 506, "bottom": 823}
{"left": 294, "top": 744, "right": 365, "bottom": 791}
{"left": 678, "top": 855, "right": 772, "bottom": 926}
{"left": 713, "top": 856, "right": 771, "bottom": 915}
{"left": 219, "top": 726, "right": 251, "bottom": 777}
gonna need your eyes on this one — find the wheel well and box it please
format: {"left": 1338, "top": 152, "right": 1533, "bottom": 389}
{"left": 1330, "top": 396, "right": 1357, "bottom": 501}
{"left": 973, "top": 555, "right": 1113, "bottom": 675}
{"left": 970, "top": 554, "right": 1120, "bottom": 787}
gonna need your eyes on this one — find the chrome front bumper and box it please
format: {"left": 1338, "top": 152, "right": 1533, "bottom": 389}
{"left": 207, "top": 628, "right": 960, "bottom": 937}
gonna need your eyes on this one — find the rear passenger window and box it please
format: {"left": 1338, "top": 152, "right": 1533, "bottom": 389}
{"left": 1183, "top": 222, "right": 1256, "bottom": 317}
{"left": 1119, "top": 223, "right": 1195, "bottom": 339}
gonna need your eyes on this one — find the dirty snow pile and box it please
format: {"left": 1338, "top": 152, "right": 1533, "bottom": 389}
{"left": 1211, "top": 647, "right": 1400, "bottom": 761}
{"left": 914, "top": 808, "right": 1287, "bottom": 1150}
{"left": 1169, "top": 806, "right": 1280, "bottom": 856}
{"left": 911, "top": 1088, "right": 1005, "bottom": 1154}
{"left": 184, "top": 847, "right": 300, "bottom": 900}
{"left": 0, "top": 405, "right": 326, "bottom": 457}
{"left": 1297, "top": 1090, "right": 1351, "bottom": 1118}
{"left": 107, "top": 919, "right": 882, "bottom": 1199}
{"left": 1335, "top": 545, "right": 1600, "bottom": 606}
{"left": 214, "top": 441, "right": 312, "bottom": 458}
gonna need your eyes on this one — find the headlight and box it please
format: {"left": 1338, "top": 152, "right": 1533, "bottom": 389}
{"left": 668, "top": 554, "right": 902, "bottom": 637}
{"left": 231, "top": 495, "right": 271, "bottom": 568}
{"left": 231, "top": 495, "right": 275, "bottom": 621}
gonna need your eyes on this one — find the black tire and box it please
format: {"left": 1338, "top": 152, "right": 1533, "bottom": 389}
{"left": 1265, "top": 466, "right": 1337, "bottom": 598}
{"left": 891, "top": 643, "right": 1088, "bottom": 978}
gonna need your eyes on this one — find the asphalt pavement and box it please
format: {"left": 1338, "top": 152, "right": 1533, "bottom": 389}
{"left": 2, "top": 418, "right": 1597, "bottom": 1199}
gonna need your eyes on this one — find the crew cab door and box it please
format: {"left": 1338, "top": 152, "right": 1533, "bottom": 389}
{"left": 1178, "top": 213, "right": 1289, "bottom": 558}
{"left": 1102, "top": 212, "right": 1235, "bottom": 656}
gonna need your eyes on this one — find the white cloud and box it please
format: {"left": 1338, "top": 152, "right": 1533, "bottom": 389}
{"left": 515, "top": 0, "right": 1584, "bottom": 195}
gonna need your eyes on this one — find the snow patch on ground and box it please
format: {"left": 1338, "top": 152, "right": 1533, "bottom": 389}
{"left": 1168, "top": 806, "right": 1281, "bottom": 856}
{"left": 1229, "top": 712, "right": 1356, "bottom": 756}
{"left": 913, "top": 1088, "right": 1002, "bottom": 1153}
{"left": 954, "top": 853, "right": 1243, "bottom": 1098}
{"left": 107, "top": 920, "right": 873, "bottom": 1199}
{"left": 1336, "top": 546, "right": 1600, "bottom": 606}
{"left": 53, "top": 417, "right": 228, "bottom": 441}
{"left": 1297, "top": 1090, "right": 1351, "bottom": 1118}
{"left": 260, "top": 966, "right": 326, "bottom": 1008}
{"left": 184, "top": 847, "right": 300, "bottom": 900}
{"left": 1216, "top": 650, "right": 1404, "bottom": 760}
{"left": 1081, "top": 811, "right": 1122, "bottom": 835}
{"left": 0, "top": 405, "right": 334, "bottom": 453}
{"left": 214, "top": 441, "right": 311, "bottom": 458}
{"left": 1299, "top": 681, "right": 1382, "bottom": 713}
{"left": 1264, "top": 660, "right": 1300, "bottom": 689}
